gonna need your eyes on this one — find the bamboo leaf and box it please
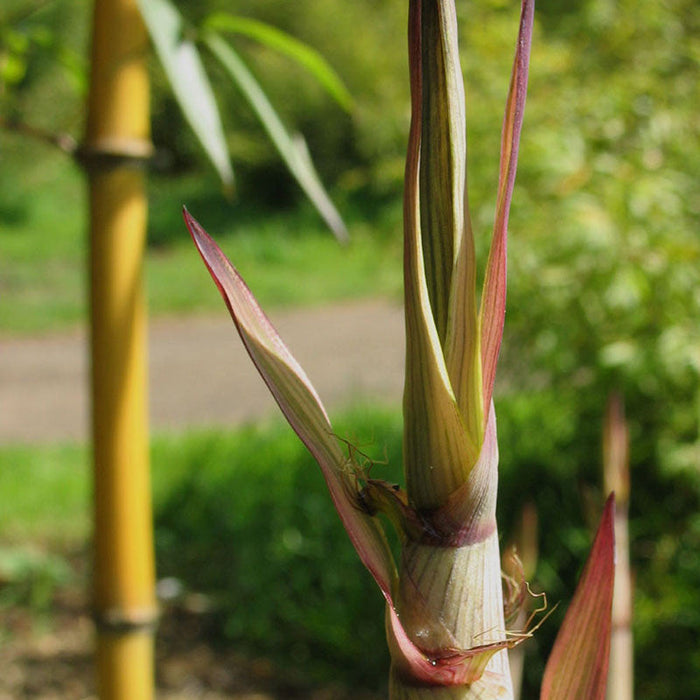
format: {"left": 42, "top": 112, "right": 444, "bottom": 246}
{"left": 202, "top": 32, "right": 348, "bottom": 243}
{"left": 203, "top": 13, "right": 353, "bottom": 112}
{"left": 403, "top": 0, "right": 479, "bottom": 509}
{"left": 426, "top": 403, "right": 500, "bottom": 544}
{"left": 417, "top": 0, "right": 467, "bottom": 345}
{"left": 137, "top": 0, "right": 233, "bottom": 189}
{"left": 184, "top": 208, "right": 393, "bottom": 598}
{"left": 414, "top": 0, "right": 485, "bottom": 449}
{"left": 479, "top": 0, "right": 534, "bottom": 417}
{"left": 540, "top": 494, "right": 616, "bottom": 700}
{"left": 445, "top": 219, "right": 483, "bottom": 446}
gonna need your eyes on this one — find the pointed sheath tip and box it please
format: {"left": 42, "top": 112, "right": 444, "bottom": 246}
{"left": 183, "top": 205, "right": 201, "bottom": 249}
{"left": 183, "top": 206, "right": 408, "bottom": 631}
{"left": 183, "top": 207, "right": 216, "bottom": 275}
{"left": 183, "top": 206, "right": 221, "bottom": 272}
{"left": 540, "top": 492, "right": 616, "bottom": 700}
{"left": 183, "top": 205, "right": 194, "bottom": 232}
{"left": 600, "top": 492, "right": 616, "bottom": 546}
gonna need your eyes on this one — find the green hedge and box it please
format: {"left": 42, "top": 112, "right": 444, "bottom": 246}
{"left": 153, "top": 400, "right": 699, "bottom": 698}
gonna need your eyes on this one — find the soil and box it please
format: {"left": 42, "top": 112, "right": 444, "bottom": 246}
{"left": 0, "top": 583, "right": 384, "bottom": 699}
{"left": 0, "top": 299, "right": 405, "bottom": 444}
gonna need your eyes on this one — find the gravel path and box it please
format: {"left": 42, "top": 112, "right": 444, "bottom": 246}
{"left": 0, "top": 299, "right": 405, "bottom": 444}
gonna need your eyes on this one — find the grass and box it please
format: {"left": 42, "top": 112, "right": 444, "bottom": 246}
{"left": 147, "top": 179, "right": 403, "bottom": 317}
{"left": 0, "top": 140, "right": 403, "bottom": 335}
{"left": 0, "top": 405, "right": 401, "bottom": 544}
{"left": 152, "top": 404, "right": 403, "bottom": 690}
{"left": 0, "top": 404, "right": 403, "bottom": 691}
{"left": 0, "top": 442, "right": 90, "bottom": 544}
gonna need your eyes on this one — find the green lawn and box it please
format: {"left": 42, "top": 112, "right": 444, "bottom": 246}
{"left": 0, "top": 142, "right": 403, "bottom": 335}
{"left": 0, "top": 442, "right": 90, "bottom": 544}
{"left": 0, "top": 404, "right": 402, "bottom": 544}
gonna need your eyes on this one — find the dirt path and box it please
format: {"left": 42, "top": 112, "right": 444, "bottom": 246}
{"left": 0, "top": 299, "right": 405, "bottom": 444}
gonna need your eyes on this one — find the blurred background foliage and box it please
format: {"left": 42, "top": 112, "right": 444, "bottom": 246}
{"left": 1, "top": 0, "right": 698, "bottom": 697}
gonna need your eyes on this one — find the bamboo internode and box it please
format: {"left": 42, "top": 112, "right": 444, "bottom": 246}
{"left": 84, "top": 0, "right": 156, "bottom": 697}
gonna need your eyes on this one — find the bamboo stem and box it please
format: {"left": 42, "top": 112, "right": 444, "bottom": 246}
{"left": 607, "top": 504, "right": 633, "bottom": 700}
{"left": 603, "top": 394, "right": 633, "bottom": 700}
{"left": 392, "top": 533, "right": 513, "bottom": 699}
{"left": 84, "top": 1, "right": 156, "bottom": 697}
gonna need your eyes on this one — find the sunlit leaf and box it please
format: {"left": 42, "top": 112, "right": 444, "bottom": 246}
{"left": 416, "top": 0, "right": 467, "bottom": 345}
{"left": 184, "top": 208, "right": 389, "bottom": 596}
{"left": 203, "top": 13, "right": 353, "bottom": 112}
{"left": 427, "top": 403, "right": 499, "bottom": 543}
{"left": 137, "top": 0, "right": 233, "bottom": 189}
{"left": 479, "top": 0, "right": 534, "bottom": 417}
{"left": 402, "top": 0, "right": 479, "bottom": 509}
{"left": 540, "top": 494, "right": 616, "bottom": 700}
{"left": 202, "top": 32, "right": 348, "bottom": 242}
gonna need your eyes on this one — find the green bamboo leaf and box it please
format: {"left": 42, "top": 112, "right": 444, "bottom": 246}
{"left": 445, "top": 236, "right": 483, "bottom": 446}
{"left": 202, "top": 13, "right": 353, "bottom": 112}
{"left": 202, "top": 32, "right": 348, "bottom": 243}
{"left": 417, "top": 0, "right": 467, "bottom": 346}
{"left": 402, "top": 0, "right": 479, "bottom": 510}
{"left": 427, "top": 403, "right": 500, "bottom": 543}
{"left": 137, "top": 0, "right": 233, "bottom": 189}
{"left": 185, "top": 208, "right": 391, "bottom": 596}
{"left": 540, "top": 495, "right": 616, "bottom": 700}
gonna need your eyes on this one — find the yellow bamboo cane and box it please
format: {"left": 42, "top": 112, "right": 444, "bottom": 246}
{"left": 83, "top": 0, "right": 156, "bottom": 698}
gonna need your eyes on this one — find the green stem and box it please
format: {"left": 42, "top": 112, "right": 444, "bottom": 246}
{"left": 391, "top": 532, "right": 513, "bottom": 699}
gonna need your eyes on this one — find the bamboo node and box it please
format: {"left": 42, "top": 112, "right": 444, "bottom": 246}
{"left": 77, "top": 137, "right": 154, "bottom": 172}
{"left": 92, "top": 605, "right": 159, "bottom": 634}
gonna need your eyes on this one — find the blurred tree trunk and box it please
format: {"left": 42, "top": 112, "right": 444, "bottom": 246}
{"left": 83, "top": 0, "right": 156, "bottom": 697}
